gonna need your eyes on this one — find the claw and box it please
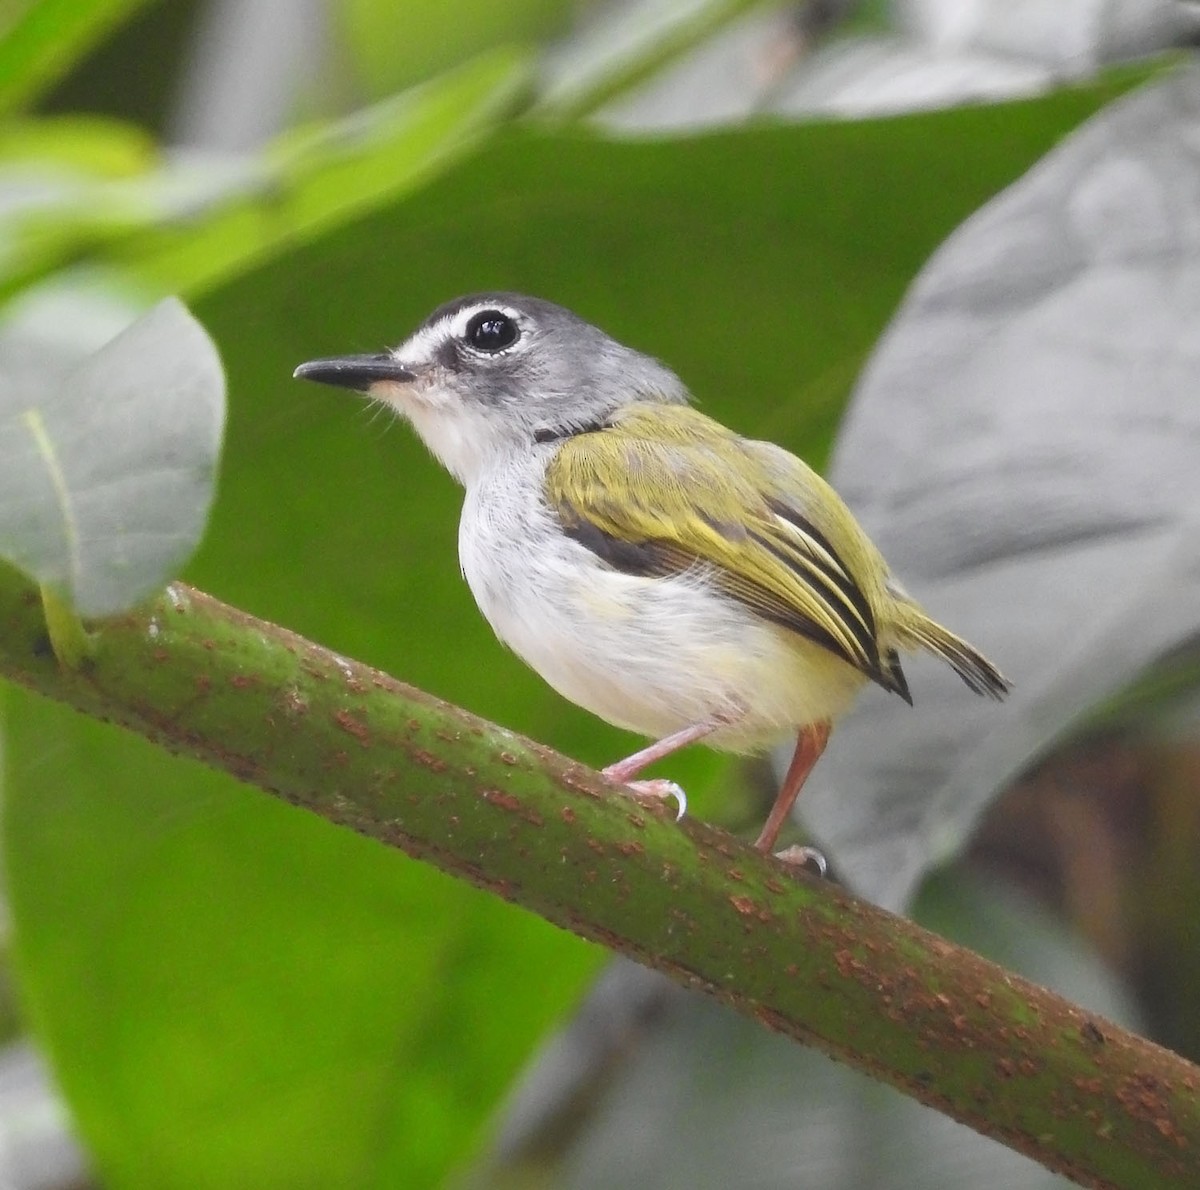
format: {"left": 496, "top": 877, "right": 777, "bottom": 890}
{"left": 773, "top": 844, "right": 827, "bottom": 877}
{"left": 622, "top": 778, "right": 687, "bottom": 822}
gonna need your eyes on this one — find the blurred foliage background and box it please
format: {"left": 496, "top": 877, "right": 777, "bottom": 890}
{"left": 2, "top": 0, "right": 1200, "bottom": 1187}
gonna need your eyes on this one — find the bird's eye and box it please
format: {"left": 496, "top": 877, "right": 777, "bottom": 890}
{"left": 464, "top": 310, "right": 519, "bottom": 353}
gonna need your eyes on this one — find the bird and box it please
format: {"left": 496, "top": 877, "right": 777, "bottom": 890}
{"left": 294, "top": 293, "right": 1008, "bottom": 856}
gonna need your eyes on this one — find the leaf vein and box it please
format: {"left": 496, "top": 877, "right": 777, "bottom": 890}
{"left": 20, "top": 408, "right": 79, "bottom": 594}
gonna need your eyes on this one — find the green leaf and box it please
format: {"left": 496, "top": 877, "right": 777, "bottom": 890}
{"left": 0, "top": 114, "right": 155, "bottom": 173}
{"left": 338, "top": 0, "right": 571, "bottom": 98}
{"left": 126, "top": 49, "right": 532, "bottom": 297}
{"left": 532, "top": 0, "right": 781, "bottom": 120}
{"left": 0, "top": 297, "right": 224, "bottom": 617}
{"left": 0, "top": 49, "right": 530, "bottom": 307}
{"left": 0, "top": 0, "right": 159, "bottom": 116}
{"left": 0, "top": 116, "right": 158, "bottom": 292}
{"left": 3, "top": 688, "right": 601, "bottom": 1189}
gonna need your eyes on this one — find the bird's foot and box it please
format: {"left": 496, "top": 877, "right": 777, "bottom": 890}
{"left": 773, "top": 844, "right": 827, "bottom": 877}
{"left": 606, "top": 776, "right": 687, "bottom": 822}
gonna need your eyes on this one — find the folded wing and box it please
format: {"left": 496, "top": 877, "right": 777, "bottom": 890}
{"left": 543, "top": 405, "right": 912, "bottom": 701}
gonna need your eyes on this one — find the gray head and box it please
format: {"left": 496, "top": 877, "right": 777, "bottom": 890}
{"left": 294, "top": 292, "right": 690, "bottom": 485}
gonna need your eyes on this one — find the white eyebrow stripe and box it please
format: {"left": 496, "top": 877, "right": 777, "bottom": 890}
{"left": 448, "top": 303, "right": 523, "bottom": 339}
{"left": 396, "top": 303, "right": 525, "bottom": 364}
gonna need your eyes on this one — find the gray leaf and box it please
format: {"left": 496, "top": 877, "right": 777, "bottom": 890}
{"left": 903, "top": 0, "right": 1185, "bottom": 72}
{"left": 773, "top": 34, "right": 1059, "bottom": 118}
{"left": 800, "top": 64, "right": 1200, "bottom": 909}
{"left": 0, "top": 298, "right": 225, "bottom": 617}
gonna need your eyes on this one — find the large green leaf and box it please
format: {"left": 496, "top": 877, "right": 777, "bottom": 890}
{"left": 3, "top": 688, "right": 595, "bottom": 1188}
{"left": 2, "top": 63, "right": 1165, "bottom": 1190}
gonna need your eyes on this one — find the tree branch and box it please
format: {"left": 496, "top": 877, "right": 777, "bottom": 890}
{"left": 0, "top": 564, "right": 1196, "bottom": 1190}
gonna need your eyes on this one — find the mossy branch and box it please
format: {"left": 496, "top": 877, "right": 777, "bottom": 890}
{"left": 0, "top": 564, "right": 1196, "bottom": 1190}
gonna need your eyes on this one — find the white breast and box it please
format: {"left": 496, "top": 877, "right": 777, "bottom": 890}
{"left": 457, "top": 452, "right": 866, "bottom": 753}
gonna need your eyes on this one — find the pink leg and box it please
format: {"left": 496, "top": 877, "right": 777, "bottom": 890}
{"left": 753, "top": 721, "right": 831, "bottom": 852}
{"left": 601, "top": 712, "right": 737, "bottom": 821}
{"left": 602, "top": 712, "right": 734, "bottom": 784}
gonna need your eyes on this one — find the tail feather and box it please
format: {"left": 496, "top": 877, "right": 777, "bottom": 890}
{"left": 895, "top": 609, "right": 1010, "bottom": 701}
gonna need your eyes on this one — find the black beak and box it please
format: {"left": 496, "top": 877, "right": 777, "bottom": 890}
{"left": 293, "top": 354, "right": 416, "bottom": 392}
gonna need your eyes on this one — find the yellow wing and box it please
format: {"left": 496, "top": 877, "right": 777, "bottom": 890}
{"left": 543, "top": 404, "right": 912, "bottom": 701}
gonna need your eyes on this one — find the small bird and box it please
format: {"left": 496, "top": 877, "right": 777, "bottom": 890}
{"left": 295, "top": 294, "right": 1008, "bottom": 854}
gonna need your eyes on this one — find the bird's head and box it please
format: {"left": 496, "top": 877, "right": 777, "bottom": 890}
{"left": 294, "top": 292, "right": 690, "bottom": 485}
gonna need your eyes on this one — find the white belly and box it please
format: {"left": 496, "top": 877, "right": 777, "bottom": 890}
{"left": 458, "top": 457, "right": 866, "bottom": 753}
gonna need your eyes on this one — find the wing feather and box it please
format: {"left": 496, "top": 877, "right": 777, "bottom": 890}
{"left": 543, "top": 405, "right": 906, "bottom": 695}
